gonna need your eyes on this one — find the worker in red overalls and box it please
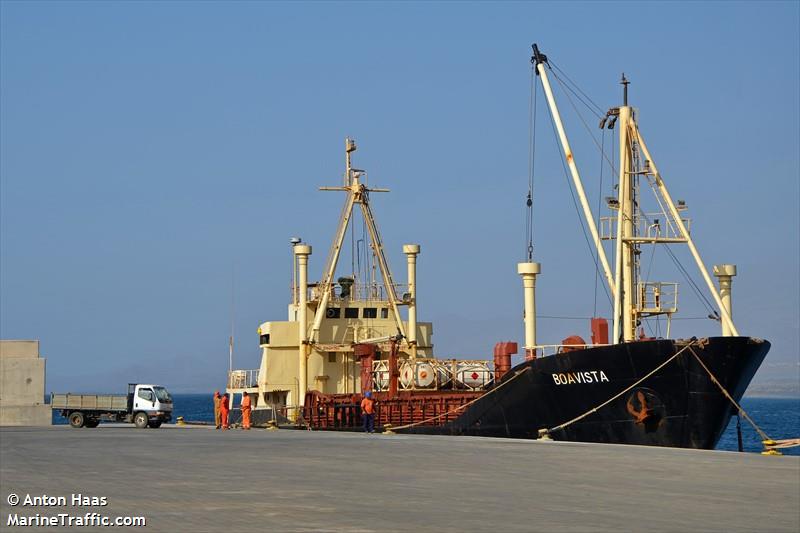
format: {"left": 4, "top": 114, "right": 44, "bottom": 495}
{"left": 240, "top": 391, "right": 252, "bottom": 430}
{"left": 213, "top": 391, "right": 222, "bottom": 429}
{"left": 220, "top": 393, "right": 230, "bottom": 430}
{"left": 360, "top": 391, "right": 375, "bottom": 433}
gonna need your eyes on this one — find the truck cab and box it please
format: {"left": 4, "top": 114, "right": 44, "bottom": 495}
{"left": 52, "top": 383, "right": 173, "bottom": 428}
{"left": 128, "top": 383, "right": 173, "bottom": 428}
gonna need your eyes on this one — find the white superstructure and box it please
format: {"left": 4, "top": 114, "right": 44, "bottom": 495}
{"left": 227, "top": 139, "right": 433, "bottom": 416}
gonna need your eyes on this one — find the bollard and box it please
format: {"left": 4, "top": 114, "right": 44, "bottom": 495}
{"left": 761, "top": 439, "right": 783, "bottom": 456}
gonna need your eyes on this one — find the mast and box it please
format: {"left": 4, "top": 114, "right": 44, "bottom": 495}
{"left": 607, "top": 75, "right": 739, "bottom": 340}
{"left": 310, "top": 138, "right": 408, "bottom": 343}
{"left": 615, "top": 76, "right": 636, "bottom": 342}
{"left": 531, "top": 44, "right": 617, "bottom": 300}
{"left": 533, "top": 44, "right": 739, "bottom": 343}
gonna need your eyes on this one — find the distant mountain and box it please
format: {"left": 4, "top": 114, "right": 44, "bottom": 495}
{"left": 745, "top": 378, "right": 800, "bottom": 398}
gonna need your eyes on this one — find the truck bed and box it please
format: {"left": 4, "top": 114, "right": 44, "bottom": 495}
{"left": 50, "top": 393, "right": 128, "bottom": 412}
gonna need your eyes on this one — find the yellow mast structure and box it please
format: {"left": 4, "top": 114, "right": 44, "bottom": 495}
{"left": 310, "top": 138, "right": 408, "bottom": 344}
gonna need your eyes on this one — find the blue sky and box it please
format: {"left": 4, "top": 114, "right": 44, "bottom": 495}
{"left": 1, "top": 1, "right": 798, "bottom": 392}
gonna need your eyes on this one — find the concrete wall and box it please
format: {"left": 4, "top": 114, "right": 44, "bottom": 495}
{"left": 0, "top": 340, "right": 51, "bottom": 426}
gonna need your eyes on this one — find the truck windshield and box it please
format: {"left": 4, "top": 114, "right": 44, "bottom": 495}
{"left": 153, "top": 387, "right": 172, "bottom": 403}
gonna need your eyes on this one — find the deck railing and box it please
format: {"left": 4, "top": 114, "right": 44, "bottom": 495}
{"left": 601, "top": 212, "right": 691, "bottom": 241}
{"left": 227, "top": 369, "right": 260, "bottom": 389}
{"left": 531, "top": 344, "right": 612, "bottom": 357}
{"left": 292, "top": 281, "right": 410, "bottom": 304}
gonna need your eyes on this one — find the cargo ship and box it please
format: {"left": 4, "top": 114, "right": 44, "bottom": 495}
{"left": 226, "top": 44, "right": 769, "bottom": 449}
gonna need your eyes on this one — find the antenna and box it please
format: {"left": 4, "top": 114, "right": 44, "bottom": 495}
{"left": 290, "top": 237, "right": 301, "bottom": 305}
{"left": 229, "top": 263, "right": 235, "bottom": 373}
{"left": 621, "top": 73, "right": 630, "bottom": 106}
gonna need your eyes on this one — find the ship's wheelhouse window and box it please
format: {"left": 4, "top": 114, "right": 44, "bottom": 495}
{"left": 363, "top": 307, "right": 377, "bottom": 318}
{"left": 344, "top": 308, "right": 359, "bottom": 319}
{"left": 325, "top": 307, "right": 341, "bottom": 319}
{"left": 260, "top": 334, "right": 270, "bottom": 345}
{"left": 328, "top": 353, "right": 336, "bottom": 363}
{"left": 381, "top": 308, "right": 389, "bottom": 319}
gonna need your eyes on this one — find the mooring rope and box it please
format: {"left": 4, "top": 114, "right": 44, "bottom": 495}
{"left": 387, "top": 367, "right": 533, "bottom": 432}
{"left": 763, "top": 438, "right": 800, "bottom": 449}
{"left": 539, "top": 341, "right": 698, "bottom": 438}
{"left": 537, "top": 340, "right": 797, "bottom": 454}
{"left": 687, "top": 346, "right": 770, "bottom": 442}
{"left": 687, "top": 345, "right": 799, "bottom": 453}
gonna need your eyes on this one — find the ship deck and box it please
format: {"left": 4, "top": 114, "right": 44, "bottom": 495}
{"left": 1, "top": 425, "right": 798, "bottom": 532}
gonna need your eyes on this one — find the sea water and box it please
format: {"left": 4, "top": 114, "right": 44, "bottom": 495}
{"left": 52, "top": 394, "right": 799, "bottom": 455}
{"left": 716, "top": 397, "right": 799, "bottom": 455}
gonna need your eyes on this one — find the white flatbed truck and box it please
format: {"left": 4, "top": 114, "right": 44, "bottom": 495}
{"left": 51, "top": 383, "right": 173, "bottom": 429}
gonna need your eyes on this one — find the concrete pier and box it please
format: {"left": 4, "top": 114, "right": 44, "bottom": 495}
{"left": 1, "top": 426, "right": 798, "bottom": 532}
{"left": 0, "top": 341, "right": 50, "bottom": 426}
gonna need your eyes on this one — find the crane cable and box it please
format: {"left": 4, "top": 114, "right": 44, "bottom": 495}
{"left": 549, "top": 60, "right": 606, "bottom": 116}
{"left": 541, "top": 65, "right": 613, "bottom": 307}
{"left": 525, "top": 64, "right": 537, "bottom": 261}
{"left": 593, "top": 128, "right": 605, "bottom": 317}
{"left": 550, "top": 62, "right": 718, "bottom": 327}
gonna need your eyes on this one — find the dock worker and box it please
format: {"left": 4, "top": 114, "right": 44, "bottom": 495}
{"left": 361, "top": 391, "right": 375, "bottom": 433}
{"left": 220, "top": 393, "right": 230, "bottom": 430}
{"left": 213, "top": 391, "right": 222, "bottom": 429}
{"left": 241, "top": 391, "right": 252, "bottom": 430}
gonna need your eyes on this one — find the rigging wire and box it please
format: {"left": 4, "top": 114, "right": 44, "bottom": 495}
{"left": 664, "top": 244, "right": 717, "bottom": 315}
{"left": 539, "top": 314, "right": 714, "bottom": 321}
{"left": 526, "top": 64, "right": 538, "bottom": 261}
{"left": 363, "top": 217, "right": 369, "bottom": 288}
{"left": 640, "top": 238, "right": 660, "bottom": 339}
{"left": 611, "top": 123, "right": 617, "bottom": 192}
{"left": 642, "top": 316, "right": 657, "bottom": 338}
{"left": 550, "top": 68, "right": 618, "bottom": 177}
{"left": 539, "top": 59, "right": 720, "bottom": 329}
{"left": 593, "top": 128, "right": 605, "bottom": 317}
{"left": 542, "top": 81, "right": 613, "bottom": 308}
{"left": 351, "top": 204, "right": 356, "bottom": 277}
{"left": 539, "top": 314, "right": 595, "bottom": 320}
{"left": 633, "top": 200, "right": 718, "bottom": 318}
{"left": 549, "top": 60, "right": 606, "bottom": 117}
{"left": 627, "top": 121, "right": 719, "bottom": 322}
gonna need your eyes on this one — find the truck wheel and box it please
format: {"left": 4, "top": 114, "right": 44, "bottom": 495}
{"left": 69, "top": 412, "right": 85, "bottom": 428}
{"left": 148, "top": 420, "right": 162, "bottom": 429}
{"left": 85, "top": 419, "right": 99, "bottom": 428}
{"left": 134, "top": 412, "right": 149, "bottom": 429}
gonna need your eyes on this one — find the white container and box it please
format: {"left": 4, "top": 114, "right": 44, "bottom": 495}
{"left": 456, "top": 363, "right": 492, "bottom": 390}
{"left": 399, "top": 361, "right": 437, "bottom": 389}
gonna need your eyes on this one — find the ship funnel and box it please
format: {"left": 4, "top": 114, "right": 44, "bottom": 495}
{"left": 493, "top": 342, "right": 518, "bottom": 382}
{"left": 404, "top": 244, "right": 420, "bottom": 359}
{"left": 712, "top": 264, "right": 736, "bottom": 337}
{"left": 517, "top": 262, "right": 541, "bottom": 360}
{"left": 295, "top": 244, "right": 312, "bottom": 408}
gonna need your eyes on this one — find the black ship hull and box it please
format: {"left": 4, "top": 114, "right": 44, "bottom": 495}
{"left": 405, "top": 336, "right": 769, "bottom": 449}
